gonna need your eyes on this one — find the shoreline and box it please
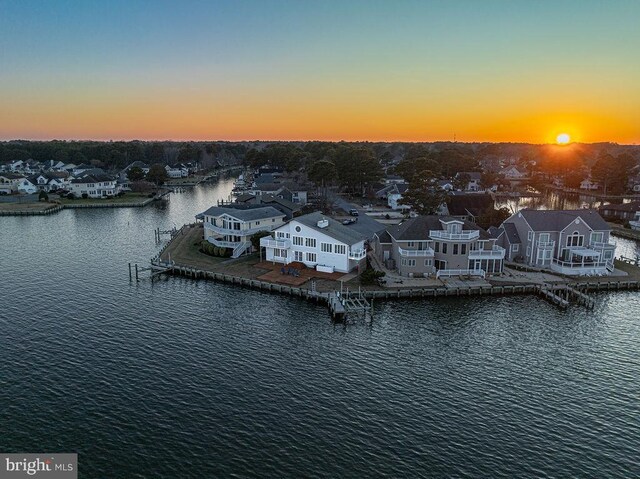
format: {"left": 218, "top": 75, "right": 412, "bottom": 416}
{"left": 150, "top": 223, "right": 640, "bottom": 316}
{"left": 0, "top": 192, "right": 169, "bottom": 216}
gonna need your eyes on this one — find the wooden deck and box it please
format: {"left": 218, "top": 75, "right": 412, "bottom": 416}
{"left": 255, "top": 261, "right": 348, "bottom": 286}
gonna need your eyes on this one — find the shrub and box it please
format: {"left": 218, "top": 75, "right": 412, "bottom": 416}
{"left": 66, "top": 193, "right": 75, "bottom": 200}
{"left": 81, "top": 193, "right": 88, "bottom": 199}
{"left": 38, "top": 190, "right": 49, "bottom": 202}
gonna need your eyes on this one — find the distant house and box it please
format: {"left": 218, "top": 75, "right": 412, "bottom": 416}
{"left": 373, "top": 215, "right": 505, "bottom": 278}
{"left": 16, "top": 177, "right": 38, "bottom": 194}
{"left": 233, "top": 193, "right": 302, "bottom": 219}
{"left": 580, "top": 178, "right": 599, "bottom": 190}
{"left": 0, "top": 173, "right": 28, "bottom": 194}
{"left": 387, "top": 183, "right": 410, "bottom": 210}
{"left": 437, "top": 180, "right": 455, "bottom": 192}
{"left": 260, "top": 211, "right": 367, "bottom": 273}
{"left": 69, "top": 174, "right": 120, "bottom": 198}
{"left": 165, "top": 164, "right": 189, "bottom": 178}
{"left": 456, "top": 172, "right": 482, "bottom": 191}
{"left": 440, "top": 193, "right": 495, "bottom": 223}
{"left": 495, "top": 209, "right": 615, "bottom": 275}
{"left": 501, "top": 165, "right": 527, "bottom": 179}
{"left": 598, "top": 202, "right": 640, "bottom": 222}
{"left": 384, "top": 175, "right": 406, "bottom": 185}
{"left": 29, "top": 172, "right": 69, "bottom": 192}
{"left": 198, "top": 205, "right": 286, "bottom": 258}
{"left": 72, "top": 164, "right": 94, "bottom": 176}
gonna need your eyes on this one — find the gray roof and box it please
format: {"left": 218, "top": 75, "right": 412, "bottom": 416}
{"left": 376, "top": 230, "right": 392, "bottom": 244}
{"left": 293, "top": 212, "right": 365, "bottom": 246}
{"left": 502, "top": 222, "right": 521, "bottom": 244}
{"left": 386, "top": 215, "right": 490, "bottom": 241}
{"left": 517, "top": 209, "right": 610, "bottom": 232}
{"left": 200, "top": 205, "right": 284, "bottom": 222}
{"left": 71, "top": 173, "right": 114, "bottom": 183}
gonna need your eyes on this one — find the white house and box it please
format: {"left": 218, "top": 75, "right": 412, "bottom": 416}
{"left": 199, "top": 205, "right": 286, "bottom": 258}
{"left": 166, "top": 164, "right": 189, "bottom": 178}
{"left": 260, "top": 212, "right": 367, "bottom": 273}
{"left": 501, "top": 165, "right": 528, "bottom": 179}
{"left": 29, "top": 172, "right": 68, "bottom": 192}
{"left": 69, "top": 174, "right": 120, "bottom": 198}
{"left": 580, "top": 178, "right": 599, "bottom": 190}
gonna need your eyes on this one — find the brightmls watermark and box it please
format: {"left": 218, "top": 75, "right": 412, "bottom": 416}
{"left": 0, "top": 454, "right": 76, "bottom": 478}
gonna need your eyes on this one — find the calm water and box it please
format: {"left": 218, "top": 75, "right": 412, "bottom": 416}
{"left": 1, "top": 182, "right": 639, "bottom": 478}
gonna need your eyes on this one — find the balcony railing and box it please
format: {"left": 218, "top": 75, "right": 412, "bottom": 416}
{"left": 205, "top": 223, "right": 274, "bottom": 237}
{"left": 429, "top": 230, "right": 479, "bottom": 241}
{"left": 206, "top": 238, "right": 240, "bottom": 249}
{"left": 550, "top": 259, "right": 611, "bottom": 276}
{"left": 536, "top": 240, "right": 555, "bottom": 248}
{"left": 398, "top": 247, "right": 434, "bottom": 257}
{"left": 260, "top": 237, "right": 291, "bottom": 249}
{"left": 468, "top": 246, "right": 506, "bottom": 259}
{"left": 592, "top": 241, "right": 616, "bottom": 249}
{"left": 348, "top": 249, "right": 367, "bottom": 260}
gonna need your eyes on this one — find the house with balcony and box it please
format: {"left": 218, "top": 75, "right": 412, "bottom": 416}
{"left": 260, "top": 212, "right": 367, "bottom": 273}
{"left": 198, "top": 205, "right": 286, "bottom": 258}
{"left": 373, "top": 216, "right": 505, "bottom": 278}
{"left": 69, "top": 174, "right": 120, "bottom": 198}
{"left": 495, "top": 209, "right": 615, "bottom": 276}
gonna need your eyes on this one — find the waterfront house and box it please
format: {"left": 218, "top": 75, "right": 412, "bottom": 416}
{"left": 495, "top": 209, "right": 615, "bottom": 275}
{"left": 260, "top": 211, "right": 367, "bottom": 273}
{"left": 580, "top": 177, "right": 599, "bottom": 190}
{"left": 598, "top": 202, "right": 640, "bottom": 222}
{"left": 69, "top": 174, "right": 120, "bottom": 198}
{"left": 29, "top": 172, "right": 69, "bottom": 192}
{"left": 0, "top": 173, "right": 29, "bottom": 194}
{"left": 501, "top": 165, "right": 527, "bottom": 179}
{"left": 373, "top": 216, "right": 505, "bottom": 278}
{"left": 165, "top": 164, "right": 189, "bottom": 178}
{"left": 233, "top": 193, "right": 302, "bottom": 220}
{"left": 199, "top": 205, "right": 286, "bottom": 258}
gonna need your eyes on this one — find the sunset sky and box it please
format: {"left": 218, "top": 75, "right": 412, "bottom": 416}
{"left": 1, "top": 0, "right": 639, "bottom": 143}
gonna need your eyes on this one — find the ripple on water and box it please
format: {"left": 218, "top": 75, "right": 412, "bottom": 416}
{"left": 1, "top": 185, "right": 639, "bottom": 478}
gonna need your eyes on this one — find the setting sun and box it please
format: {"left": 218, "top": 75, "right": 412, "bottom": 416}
{"left": 556, "top": 133, "right": 571, "bottom": 145}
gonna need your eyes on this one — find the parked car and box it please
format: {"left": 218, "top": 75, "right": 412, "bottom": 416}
{"left": 349, "top": 208, "right": 359, "bottom": 216}
{"left": 342, "top": 218, "right": 357, "bottom": 225}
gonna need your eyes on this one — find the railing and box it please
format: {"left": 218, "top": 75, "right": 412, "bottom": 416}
{"left": 205, "top": 223, "right": 276, "bottom": 237}
{"left": 206, "top": 238, "right": 239, "bottom": 249}
{"left": 436, "top": 269, "right": 485, "bottom": 279}
{"left": 232, "top": 241, "right": 252, "bottom": 258}
{"left": 536, "top": 240, "right": 555, "bottom": 248}
{"left": 398, "top": 247, "right": 434, "bottom": 257}
{"left": 260, "top": 237, "right": 291, "bottom": 249}
{"left": 429, "top": 230, "right": 479, "bottom": 241}
{"left": 592, "top": 241, "right": 616, "bottom": 249}
{"left": 468, "top": 246, "right": 506, "bottom": 259}
{"left": 348, "top": 249, "right": 367, "bottom": 260}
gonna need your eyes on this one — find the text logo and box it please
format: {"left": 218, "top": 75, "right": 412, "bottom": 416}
{"left": 0, "top": 455, "right": 76, "bottom": 479}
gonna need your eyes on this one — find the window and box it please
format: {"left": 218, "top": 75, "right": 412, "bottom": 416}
{"left": 590, "top": 232, "right": 604, "bottom": 244}
{"left": 461, "top": 244, "right": 467, "bottom": 255}
{"left": 306, "top": 252, "right": 317, "bottom": 262}
{"left": 407, "top": 241, "right": 415, "bottom": 248}
{"left": 603, "top": 251, "right": 613, "bottom": 260}
{"left": 293, "top": 236, "right": 303, "bottom": 246}
{"left": 295, "top": 226, "right": 302, "bottom": 232}
{"left": 442, "top": 243, "right": 448, "bottom": 254}
{"left": 255, "top": 221, "right": 260, "bottom": 226}
{"left": 566, "top": 231, "right": 583, "bottom": 247}
{"left": 435, "top": 242, "right": 440, "bottom": 253}
{"left": 305, "top": 238, "right": 316, "bottom": 248}
{"left": 425, "top": 259, "right": 432, "bottom": 266}
{"left": 275, "top": 249, "right": 287, "bottom": 258}
{"left": 528, "top": 231, "right": 533, "bottom": 241}
{"left": 277, "top": 232, "right": 285, "bottom": 239}
{"left": 294, "top": 251, "right": 303, "bottom": 261}
{"left": 401, "top": 259, "right": 416, "bottom": 266}
{"left": 512, "top": 244, "right": 519, "bottom": 252}
{"left": 453, "top": 244, "right": 459, "bottom": 255}
{"left": 321, "top": 243, "right": 332, "bottom": 253}
{"left": 539, "top": 233, "right": 550, "bottom": 243}
{"left": 335, "top": 244, "right": 346, "bottom": 254}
